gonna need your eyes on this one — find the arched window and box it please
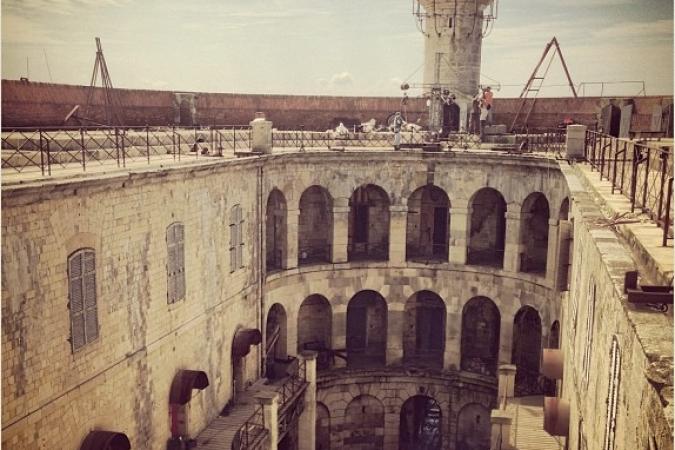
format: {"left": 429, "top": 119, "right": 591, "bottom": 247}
{"left": 266, "top": 189, "right": 287, "bottom": 272}
{"left": 467, "top": 188, "right": 506, "bottom": 268}
{"left": 406, "top": 185, "right": 450, "bottom": 261}
{"left": 348, "top": 184, "right": 390, "bottom": 261}
{"left": 456, "top": 403, "right": 491, "bottom": 450}
{"left": 512, "top": 306, "right": 543, "bottom": 396}
{"left": 297, "top": 295, "right": 332, "bottom": 370}
{"left": 399, "top": 395, "right": 442, "bottom": 450}
{"left": 265, "top": 303, "right": 288, "bottom": 379}
{"left": 298, "top": 186, "right": 333, "bottom": 265}
{"left": 520, "top": 192, "right": 550, "bottom": 274}
{"left": 167, "top": 222, "right": 185, "bottom": 304}
{"left": 68, "top": 248, "right": 98, "bottom": 351}
{"left": 346, "top": 290, "right": 387, "bottom": 368}
{"left": 316, "top": 402, "right": 331, "bottom": 450}
{"left": 230, "top": 205, "right": 245, "bottom": 272}
{"left": 403, "top": 291, "right": 446, "bottom": 368}
{"left": 461, "top": 296, "right": 500, "bottom": 376}
{"left": 344, "top": 395, "right": 384, "bottom": 449}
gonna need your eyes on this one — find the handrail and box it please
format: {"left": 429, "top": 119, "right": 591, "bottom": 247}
{"left": 584, "top": 130, "right": 673, "bottom": 246}
{"left": 234, "top": 404, "right": 266, "bottom": 450}
{"left": 1, "top": 125, "right": 252, "bottom": 175}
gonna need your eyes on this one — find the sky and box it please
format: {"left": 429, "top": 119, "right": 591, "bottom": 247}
{"left": 1, "top": 0, "right": 673, "bottom": 98}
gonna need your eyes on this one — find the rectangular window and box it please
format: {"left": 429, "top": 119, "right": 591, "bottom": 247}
{"left": 167, "top": 223, "right": 186, "bottom": 303}
{"left": 68, "top": 248, "right": 99, "bottom": 351}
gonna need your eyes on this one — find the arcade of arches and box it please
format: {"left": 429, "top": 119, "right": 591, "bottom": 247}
{"left": 261, "top": 182, "right": 565, "bottom": 450}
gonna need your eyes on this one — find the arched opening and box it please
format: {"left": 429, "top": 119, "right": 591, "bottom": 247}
{"left": 348, "top": 184, "right": 390, "bottom": 261}
{"left": 455, "top": 403, "right": 491, "bottom": 450}
{"left": 442, "top": 101, "right": 461, "bottom": 135}
{"left": 343, "top": 395, "right": 385, "bottom": 449}
{"left": 346, "top": 290, "right": 387, "bottom": 368}
{"left": 403, "top": 290, "right": 446, "bottom": 368}
{"left": 79, "top": 431, "right": 131, "bottom": 450}
{"left": 461, "top": 296, "right": 501, "bottom": 377}
{"left": 399, "top": 395, "right": 442, "bottom": 450}
{"left": 297, "top": 294, "right": 332, "bottom": 370}
{"left": 316, "top": 402, "right": 331, "bottom": 450}
{"left": 298, "top": 186, "right": 333, "bottom": 265}
{"left": 168, "top": 370, "right": 209, "bottom": 439}
{"left": 406, "top": 185, "right": 450, "bottom": 262}
{"left": 266, "top": 303, "right": 290, "bottom": 380}
{"left": 266, "top": 189, "right": 287, "bottom": 272}
{"left": 559, "top": 197, "right": 570, "bottom": 221}
{"left": 467, "top": 188, "right": 506, "bottom": 268}
{"left": 512, "top": 306, "right": 543, "bottom": 396}
{"left": 231, "top": 328, "right": 261, "bottom": 403}
{"left": 520, "top": 192, "right": 550, "bottom": 274}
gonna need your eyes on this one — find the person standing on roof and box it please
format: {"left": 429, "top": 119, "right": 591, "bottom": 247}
{"left": 482, "top": 86, "right": 494, "bottom": 125}
{"left": 393, "top": 111, "right": 405, "bottom": 150}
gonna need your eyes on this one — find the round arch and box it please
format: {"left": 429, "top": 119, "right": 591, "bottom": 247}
{"left": 460, "top": 296, "right": 501, "bottom": 376}
{"left": 406, "top": 185, "right": 450, "bottom": 261}
{"left": 266, "top": 188, "right": 287, "bottom": 271}
{"left": 346, "top": 290, "right": 388, "bottom": 368}
{"left": 456, "top": 403, "right": 491, "bottom": 450}
{"left": 297, "top": 294, "right": 332, "bottom": 370}
{"left": 298, "top": 185, "right": 333, "bottom": 265}
{"left": 399, "top": 395, "right": 442, "bottom": 450}
{"left": 512, "top": 305, "right": 543, "bottom": 396}
{"left": 403, "top": 290, "right": 446, "bottom": 368}
{"left": 348, "top": 184, "right": 390, "bottom": 261}
{"left": 467, "top": 187, "right": 506, "bottom": 268}
{"left": 265, "top": 303, "right": 288, "bottom": 379}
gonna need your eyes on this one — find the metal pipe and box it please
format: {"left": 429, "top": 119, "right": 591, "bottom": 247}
{"left": 663, "top": 177, "right": 673, "bottom": 247}
{"left": 80, "top": 128, "right": 87, "bottom": 171}
{"left": 642, "top": 147, "right": 650, "bottom": 210}
{"left": 39, "top": 130, "right": 45, "bottom": 176}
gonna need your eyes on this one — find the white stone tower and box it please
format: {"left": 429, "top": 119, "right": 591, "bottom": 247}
{"left": 414, "top": 0, "right": 497, "bottom": 130}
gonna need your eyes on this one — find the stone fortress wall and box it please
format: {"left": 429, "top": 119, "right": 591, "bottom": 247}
{"left": 2, "top": 80, "right": 672, "bottom": 131}
{"left": 1, "top": 150, "right": 670, "bottom": 449}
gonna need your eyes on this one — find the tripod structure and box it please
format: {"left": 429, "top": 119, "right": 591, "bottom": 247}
{"left": 510, "top": 37, "right": 577, "bottom": 132}
{"left": 82, "top": 37, "right": 125, "bottom": 126}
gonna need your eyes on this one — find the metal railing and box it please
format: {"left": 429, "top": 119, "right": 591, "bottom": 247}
{"left": 1, "top": 125, "right": 252, "bottom": 175}
{"left": 585, "top": 130, "right": 673, "bottom": 246}
{"left": 234, "top": 405, "right": 266, "bottom": 450}
{"left": 278, "top": 358, "right": 307, "bottom": 412}
{"left": 519, "top": 127, "right": 566, "bottom": 154}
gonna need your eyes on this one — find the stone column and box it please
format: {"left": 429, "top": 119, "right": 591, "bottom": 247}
{"left": 254, "top": 391, "right": 279, "bottom": 450}
{"left": 497, "top": 364, "right": 517, "bottom": 404}
{"left": 332, "top": 305, "right": 347, "bottom": 369}
{"left": 503, "top": 206, "right": 522, "bottom": 273}
{"left": 490, "top": 409, "right": 514, "bottom": 450}
{"left": 449, "top": 204, "right": 470, "bottom": 265}
{"left": 386, "top": 302, "right": 405, "bottom": 365}
{"left": 298, "top": 351, "right": 317, "bottom": 450}
{"left": 332, "top": 197, "right": 350, "bottom": 264}
{"left": 545, "top": 218, "right": 559, "bottom": 287}
{"left": 285, "top": 209, "right": 299, "bottom": 270}
{"left": 389, "top": 204, "right": 408, "bottom": 265}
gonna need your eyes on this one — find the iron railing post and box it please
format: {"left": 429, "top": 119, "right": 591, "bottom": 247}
{"left": 39, "top": 130, "right": 45, "bottom": 176}
{"left": 620, "top": 141, "right": 627, "bottom": 192}
{"left": 642, "top": 147, "right": 650, "bottom": 211}
{"left": 657, "top": 150, "right": 668, "bottom": 225}
{"left": 630, "top": 145, "right": 640, "bottom": 212}
{"left": 46, "top": 139, "right": 52, "bottom": 176}
{"left": 172, "top": 126, "right": 176, "bottom": 161}
{"left": 663, "top": 177, "right": 673, "bottom": 247}
{"left": 114, "top": 127, "right": 120, "bottom": 168}
{"left": 146, "top": 126, "right": 150, "bottom": 164}
{"left": 121, "top": 129, "right": 126, "bottom": 167}
{"left": 80, "top": 128, "right": 87, "bottom": 172}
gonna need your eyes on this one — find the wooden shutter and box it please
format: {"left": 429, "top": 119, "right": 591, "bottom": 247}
{"left": 167, "top": 225, "right": 177, "bottom": 303}
{"left": 176, "top": 224, "right": 186, "bottom": 300}
{"left": 238, "top": 207, "right": 245, "bottom": 268}
{"left": 69, "top": 249, "right": 97, "bottom": 350}
{"left": 83, "top": 250, "right": 98, "bottom": 342}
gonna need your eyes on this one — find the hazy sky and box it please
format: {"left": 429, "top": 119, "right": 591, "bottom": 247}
{"left": 2, "top": 0, "right": 673, "bottom": 98}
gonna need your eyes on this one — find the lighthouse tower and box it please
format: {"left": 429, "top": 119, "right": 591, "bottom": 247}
{"left": 414, "top": 0, "right": 497, "bottom": 131}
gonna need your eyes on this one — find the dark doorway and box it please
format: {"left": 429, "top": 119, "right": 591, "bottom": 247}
{"left": 399, "top": 395, "right": 442, "bottom": 450}
{"left": 298, "top": 186, "right": 333, "bottom": 265}
{"left": 266, "top": 189, "right": 287, "bottom": 272}
{"left": 461, "top": 296, "right": 501, "bottom": 377}
{"left": 406, "top": 185, "right": 450, "bottom": 262}
{"left": 348, "top": 185, "right": 390, "bottom": 261}
{"left": 456, "top": 404, "right": 491, "bottom": 450}
{"left": 346, "top": 291, "right": 387, "bottom": 368}
{"left": 512, "top": 306, "right": 543, "bottom": 396}
{"left": 442, "top": 102, "right": 460, "bottom": 137}
{"left": 467, "top": 187, "right": 506, "bottom": 267}
{"left": 403, "top": 291, "right": 446, "bottom": 368}
{"left": 179, "top": 99, "right": 193, "bottom": 126}
{"left": 433, "top": 208, "right": 448, "bottom": 257}
{"left": 520, "top": 192, "right": 550, "bottom": 275}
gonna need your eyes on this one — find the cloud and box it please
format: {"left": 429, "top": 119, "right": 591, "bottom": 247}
{"left": 1, "top": 13, "right": 65, "bottom": 45}
{"left": 330, "top": 71, "right": 354, "bottom": 86}
{"left": 3, "top": 0, "right": 131, "bottom": 16}
{"left": 592, "top": 19, "right": 673, "bottom": 41}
